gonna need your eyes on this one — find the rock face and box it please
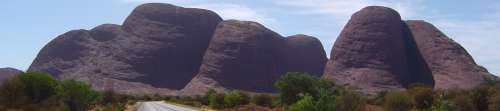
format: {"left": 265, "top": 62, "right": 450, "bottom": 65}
{"left": 323, "top": 6, "right": 491, "bottom": 94}
{"left": 0, "top": 68, "right": 23, "bottom": 83}
{"left": 29, "top": 3, "right": 222, "bottom": 95}
{"left": 284, "top": 34, "right": 327, "bottom": 77}
{"left": 323, "top": 6, "right": 434, "bottom": 94}
{"left": 28, "top": 3, "right": 493, "bottom": 95}
{"left": 182, "top": 20, "right": 287, "bottom": 95}
{"left": 406, "top": 20, "right": 488, "bottom": 89}
{"left": 182, "top": 21, "right": 328, "bottom": 95}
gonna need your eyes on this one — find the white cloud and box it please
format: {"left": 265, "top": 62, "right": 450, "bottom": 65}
{"left": 431, "top": 14, "right": 500, "bottom": 75}
{"left": 120, "top": 0, "right": 500, "bottom": 75}
{"left": 275, "top": 0, "right": 423, "bottom": 20}
{"left": 121, "top": 0, "right": 280, "bottom": 31}
{"left": 189, "top": 3, "right": 279, "bottom": 30}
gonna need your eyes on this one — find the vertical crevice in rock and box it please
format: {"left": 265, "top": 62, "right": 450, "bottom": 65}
{"left": 401, "top": 21, "right": 435, "bottom": 87}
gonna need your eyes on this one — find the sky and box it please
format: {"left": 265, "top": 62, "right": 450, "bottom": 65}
{"left": 1, "top": 0, "right": 499, "bottom": 75}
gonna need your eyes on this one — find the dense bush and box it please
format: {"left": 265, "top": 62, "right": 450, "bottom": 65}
{"left": 383, "top": 91, "right": 413, "bottom": 111}
{"left": 0, "top": 76, "right": 27, "bottom": 109}
{"left": 408, "top": 85, "right": 434, "bottom": 110}
{"left": 288, "top": 95, "right": 315, "bottom": 111}
{"left": 274, "top": 72, "right": 335, "bottom": 105}
{"left": 224, "top": 91, "right": 244, "bottom": 108}
{"left": 335, "top": 89, "right": 365, "bottom": 111}
{"left": 59, "top": 80, "right": 101, "bottom": 111}
{"left": 0, "top": 72, "right": 132, "bottom": 111}
{"left": 207, "top": 90, "right": 225, "bottom": 109}
{"left": 18, "top": 72, "right": 59, "bottom": 103}
{"left": 314, "top": 88, "right": 337, "bottom": 111}
{"left": 431, "top": 90, "right": 455, "bottom": 111}
{"left": 0, "top": 72, "right": 61, "bottom": 110}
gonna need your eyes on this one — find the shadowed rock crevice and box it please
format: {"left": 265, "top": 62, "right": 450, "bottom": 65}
{"left": 405, "top": 20, "right": 489, "bottom": 89}
{"left": 401, "top": 21, "right": 435, "bottom": 87}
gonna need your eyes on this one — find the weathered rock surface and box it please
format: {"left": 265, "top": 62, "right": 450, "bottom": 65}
{"left": 284, "top": 34, "right": 327, "bottom": 77}
{"left": 323, "top": 6, "right": 419, "bottom": 94}
{"left": 28, "top": 3, "right": 494, "bottom": 95}
{"left": 406, "top": 20, "right": 490, "bottom": 89}
{"left": 0, "top": 68, "right": 23, "bottom": 83}
{"left": 29, "top": 3, "right": 222, "bottom": 95}
{"left": 182, "top": 20, "right": 287, "bottom": 95}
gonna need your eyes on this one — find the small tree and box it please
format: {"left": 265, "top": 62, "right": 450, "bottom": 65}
{"left": 315, "top": 88, "right": 336, "bottom": 111}
{"left": 17, "top": 72, "right": 59, "bottom": 103}
{"left": 274, "top": 72, "right": 334, "bottom": 105}
{"left": 224, "top": 91, "right": 244, "bottom": 108}
{"left": 336, "top": 89, "right": 365, "bottom": 111}
{"left": 59, "top": 80, "right": 100, "bottom": 111}
{"left": 431, "top": 90, "right": 455, "bottom": 111}
{"left": 408, "top": 85, "right": 434, "bottom": 110}
{"left": 208, "top": 90, "right": 225, "bottom": 109}
{"left": 288, "top": 95, "right": 315, "bottom": 111}
{"left": 383, "top": 91, "right": 413, "bottom": 111}
{"left": 0, "top": 77, "right": 27, "bottom": 109}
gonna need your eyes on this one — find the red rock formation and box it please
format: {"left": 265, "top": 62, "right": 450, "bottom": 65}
{"left": 323, "top": 6, "right": 412, "bottom": 94}
{"left": 284, "top": 34, "right": 327, "bottom": 77}
{"left": 406, "top": 20, "right": 489, "bottom": 89}
{"left": 183, "top": 20, "right": 287, "bottom": 95}
{"left": 29, "top": 3, "right": 222, "bottom": 95}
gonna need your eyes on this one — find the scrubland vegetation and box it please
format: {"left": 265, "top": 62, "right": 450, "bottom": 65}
{"left": 1, "top": 72, "right": 499, "bottom": 111}
{"left": 0, "top": 72, "right": 133, "bottom": 111}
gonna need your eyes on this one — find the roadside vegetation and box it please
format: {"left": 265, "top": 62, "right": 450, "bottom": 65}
{"left": 1, "top": 71, "right": 500, "bottom": 111}
{"left": 0, "top": 72, "right": 133, "bottom": 111}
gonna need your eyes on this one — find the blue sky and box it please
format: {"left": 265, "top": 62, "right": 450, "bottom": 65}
{"left": 1, "top": 0, "right": 499, "bottom": 75}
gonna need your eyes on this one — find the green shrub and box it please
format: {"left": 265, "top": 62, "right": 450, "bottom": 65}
{"left": 315, "top": 88, "right": 336, "bottom": 111}
{"left": 251, "top": 93, "right": 274, "bottom": 108}
{"left": 224, "top": 91, "right": 245, "bottom": 108}
{"left": 408, "top": 86, "right": 434, "bottom": 110}
{"left": 287, "top": 95, "right": 315, "bottom": 111}
{"left": 335, "top": 89, "right": 364, "bottom": 111}
{"left": 207, "top": 90, "right": 225, "bottom": 109}
{"left": 274, "top": 72, "right": 334, "bottom": 105}
{"left": 431, "top": 90, "right": 455, "bottom": 111}
{"left": 18, "top": 72, "right": 59, "bottom": 103}
{"left": 59, "top": 80, "right": 101, "bottom": 111}
{"left": 0, "top": 76, "right": 27, "bottom": 109}
{"left": 202, "top": 89, "right": 216, "bottom": 105}
{"left": 383, "top": 91, "right": 413, "bottom": 111}
{"left": 238, "top": 91, "right": 251, "bottom": 105}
